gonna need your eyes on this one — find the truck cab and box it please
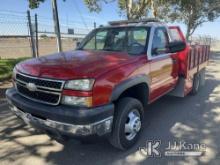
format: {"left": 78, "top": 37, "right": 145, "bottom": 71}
{"left": 6, "top": 19, "right": 209, "bottom": 150}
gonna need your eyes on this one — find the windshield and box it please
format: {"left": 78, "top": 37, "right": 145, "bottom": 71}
{"left": 79, "top": 27, "right": 150, "bottom": 55}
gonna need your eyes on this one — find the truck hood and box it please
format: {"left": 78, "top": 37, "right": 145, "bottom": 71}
{"left": 16, "top": 50, "right": 137, "bottom": 80}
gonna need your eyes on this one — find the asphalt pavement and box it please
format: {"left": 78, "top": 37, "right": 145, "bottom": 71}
{"left": 0, "top": 53, "right": 220, "bottom": 165}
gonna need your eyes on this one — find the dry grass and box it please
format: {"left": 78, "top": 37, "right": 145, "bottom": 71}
{"left": 0, "top": 57, "right": 28, "bottom": 81}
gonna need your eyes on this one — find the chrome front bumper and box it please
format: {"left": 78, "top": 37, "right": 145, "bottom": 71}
{"left": 9, "top": 104, "right": 113, "bottom": 136}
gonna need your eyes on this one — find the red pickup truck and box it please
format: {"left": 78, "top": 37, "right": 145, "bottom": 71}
{"left": 6, "top": 19, "right": 210, "bottom": 150}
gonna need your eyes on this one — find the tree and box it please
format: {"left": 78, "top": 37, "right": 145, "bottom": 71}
{"left": 28, "top": 0, "right": 46, "bottom": 9}
{"left": 84, "top": 0, "right": 163, "bottom": 20}
{"left": 28, "top": 0, "right": 66, "bottom": 9}
{"left": 157, "top": 0, "right": 220, "bottom": 40}
{"left": 29, "top": 0, "right": 220, "bottom": 40}
{"left": 28, "top": 0, "right": 161, "bottom": 19}
{"left": 118, "top": 0, "right": 150, "bottom": 19}
{"left": 83, "top": 0, "right": 112, "bottom": 12}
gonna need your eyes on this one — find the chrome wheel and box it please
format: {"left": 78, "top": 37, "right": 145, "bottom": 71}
{"left": 125, "top": 109, "right": 141, "bottom": 141}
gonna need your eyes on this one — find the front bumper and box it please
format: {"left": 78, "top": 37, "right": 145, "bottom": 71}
{"left": 6, "top": 88, "right": 114, "bottom": 137}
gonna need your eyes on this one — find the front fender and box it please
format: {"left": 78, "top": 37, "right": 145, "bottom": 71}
{"left": 110, "top": 75, "right": 150, "bottom": 102}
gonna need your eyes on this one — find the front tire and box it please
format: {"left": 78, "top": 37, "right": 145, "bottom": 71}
{"left": 108, "top": 97, "right": 144, "bottom": 150}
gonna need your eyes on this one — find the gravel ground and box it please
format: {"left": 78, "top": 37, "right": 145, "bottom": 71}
{"left": 0, "top": 53, "right": 220, "bottom": 165}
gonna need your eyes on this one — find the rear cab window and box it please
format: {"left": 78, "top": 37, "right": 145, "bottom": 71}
{"left": 169, "top": 26, "right": 185, "bottom": 42}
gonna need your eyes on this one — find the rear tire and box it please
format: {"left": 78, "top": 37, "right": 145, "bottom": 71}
{"left": 191, "top": 73, "right": 201, "bottom": 95}
{"left": 108, "top": 97, "right": 144, "bottom": 150}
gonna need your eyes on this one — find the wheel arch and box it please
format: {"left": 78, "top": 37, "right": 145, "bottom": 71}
{"left": 110, "top": 75, "right": 150, "bottom": 108}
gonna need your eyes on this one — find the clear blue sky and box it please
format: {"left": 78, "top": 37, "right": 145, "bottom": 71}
{"left": 0, "top": 0, "right": 220, "bottom": 39}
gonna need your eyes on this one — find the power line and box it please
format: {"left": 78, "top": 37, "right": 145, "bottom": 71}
{"left": 36, "top": 14, "right": 94, "bottom": 28}
{"left": 72, "top": 0, "right": 89, "bottom": 30}
{"left": 0, "top": 8, "right": 94, "bottom": 37}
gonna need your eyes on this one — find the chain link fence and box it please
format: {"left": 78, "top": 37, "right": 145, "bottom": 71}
{"left": 211, "top": 40, "right": 220, "bottom": 52}
{"left": 1, "top": 10, "right": 219, "bottom": 60}
{"left": 0, "top": 11, "right": 32, "bottom": 59}
{"left": 36, "top": 15, "right": 94, "bottom": 56}
{"left": 0, "top": 10, "right": 95, "bottom": 59}
{"left": 190, "top": 35, "right": 220, "bottom": 52}
{"left": 190, "top": 35, "right": 212, "bottom": 45}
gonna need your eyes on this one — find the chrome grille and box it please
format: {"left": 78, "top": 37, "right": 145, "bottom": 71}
{"left": 15, "top": 73, "right": 65, "bottom": 105}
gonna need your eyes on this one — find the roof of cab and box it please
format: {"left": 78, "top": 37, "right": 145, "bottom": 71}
{"left": 104, "top": 18, "right": 166, "bottom": 28}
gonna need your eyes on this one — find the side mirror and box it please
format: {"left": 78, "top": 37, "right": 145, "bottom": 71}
{"left": 168, "top": 41, "right": 186, "bottom": 53}
{"left": 152, "top": 47, "right": 167, "bottom": 56}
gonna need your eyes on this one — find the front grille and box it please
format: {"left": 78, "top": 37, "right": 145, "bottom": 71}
{"left": 16, "top": 73, "right": 63, "bottom": 91}
{"left": 15, "top": 73, "right": 64, "bottom": 105}
{"left": 17, "top": 84, "right": 60, "bottom": 104}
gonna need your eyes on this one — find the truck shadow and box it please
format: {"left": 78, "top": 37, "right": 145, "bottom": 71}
{"left": 0, "top": 80, "right": 12, "bottom": 103}
{"left": 0, "top": 107, "right": 56, "bottom": 163}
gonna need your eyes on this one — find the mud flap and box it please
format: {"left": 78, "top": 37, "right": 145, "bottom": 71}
{"left": 167, "top": 77, "right": 186, "bottom": 97}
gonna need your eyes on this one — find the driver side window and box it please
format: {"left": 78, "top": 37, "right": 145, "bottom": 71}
{"left": 152, "top": 27, "right": 169, "bottom": 56}
{"left": 127, "top": 28, "right": 148, "bottom": 54}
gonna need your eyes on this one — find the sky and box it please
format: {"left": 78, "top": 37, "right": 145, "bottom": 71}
{"left": 0, "top": 0, "right": 220, "bottom": 39}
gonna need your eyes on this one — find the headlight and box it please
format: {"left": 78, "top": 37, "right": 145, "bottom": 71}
{"left": 64, "top": 79, "right": 95, "bottom": 91}
{"left": 61, "top": 96, "right": 92, "bottom": 107}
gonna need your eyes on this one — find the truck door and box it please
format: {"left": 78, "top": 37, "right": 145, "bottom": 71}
{"left": 148, "top": 26, "right": 179, "bottom": 102}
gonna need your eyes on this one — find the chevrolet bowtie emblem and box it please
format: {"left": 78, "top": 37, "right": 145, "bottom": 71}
{"left": 26, "top": 83, "right": 37, "bottom": 92}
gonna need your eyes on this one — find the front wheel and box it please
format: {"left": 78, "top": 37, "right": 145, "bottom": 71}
{"left": 108, "top": 97, "right": 144, "bottom": 150}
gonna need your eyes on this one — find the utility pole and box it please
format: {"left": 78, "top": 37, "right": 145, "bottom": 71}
{"left": 35, "top": 14, "right": 39, "bottom": 57}
{"left": 94, "top": 22, "right": 97, "bottom": 49}
{"left": 51, "top": 0, "right": 62, "bottom": 52}
{"left": 27, "top": 10, "right": 36, "bottom": 58}
{"left": 94, "top": 22, "right": 96, "bottom": 29}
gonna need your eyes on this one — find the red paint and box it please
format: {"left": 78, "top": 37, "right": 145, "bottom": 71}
{"left": 15, "top": 26, "right": 210, "bottom": 107}
{"left": 62, "top": 90, "right": 92, "bottom": 97}
{"left": 16, "top": 50, "right": 138, "bottom": 80}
